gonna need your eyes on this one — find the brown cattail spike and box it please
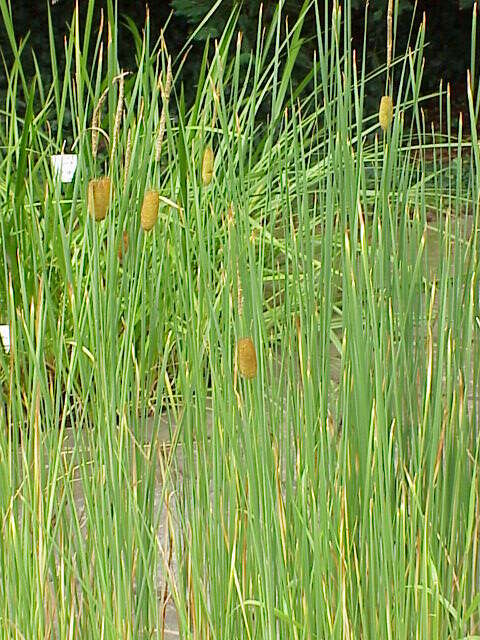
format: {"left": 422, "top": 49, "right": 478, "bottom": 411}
{"left": 379, "top": 96, "right": 394, "bottom": 131}
{"left": 237, "top": 337, "right": 257, "bottom": 379}
{"left": 88, "top": 177, "right": 111, "bottom": 221}
{"left": 118, "top": 230, "right": 128, "bottom": 261}
{"left": 141, "top": 189, "right": 160, "bottom": 231}
{"left": 201, "top": 146, "right": 214, "bottom": 186}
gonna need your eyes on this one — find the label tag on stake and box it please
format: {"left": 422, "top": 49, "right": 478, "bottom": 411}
{"left": 0, "top": 325, "right": 10, "bottom": 353}
{"left": 51, "top": 154, "right": 78, "bottom": 183}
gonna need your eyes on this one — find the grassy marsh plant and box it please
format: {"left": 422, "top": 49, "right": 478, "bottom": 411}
{"left": 0, "top": 0, "right": 479, "bottom": 637}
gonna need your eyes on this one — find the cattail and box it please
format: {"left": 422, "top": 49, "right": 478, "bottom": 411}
{"left": 155, "top": 108, "right": 167, "bottom": 162}
{"left": 237, "top": 337, "right": 257, "bottom": 379}
{"left": 91, "top": 85, "right": 108, "bottom": 160}
{"left": 379, "top": 95, "right": 394, "bottom": 131}
{"left": 118, "top": 230, "right": 128, "bottom": 262}
{"left": 88, "top": 177, "right": 111, "bottom": 221}
{"left": 141, "top": 189, "right": 159, "bottom": 231}
{"left": 201, "top": 146, "right": 214, "bottom": 186}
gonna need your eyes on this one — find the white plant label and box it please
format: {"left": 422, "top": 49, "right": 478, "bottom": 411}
{"left": 51, "top": 154, "right": 78, "bottom": 183}
{"left": 0, "top": 325, "right": 10, "bottom": 353}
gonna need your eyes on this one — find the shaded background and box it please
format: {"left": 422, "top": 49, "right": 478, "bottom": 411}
{"left": 1, "top": 0, "right": 475, "bottom": 125}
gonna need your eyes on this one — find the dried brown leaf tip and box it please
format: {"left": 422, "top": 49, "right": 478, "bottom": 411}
{"left": 379, "top": 96, "right": 394, "bottom": 131}
{"left": 201, "top": 146, "right": 214, "bottom": 186}
{"left": 88, "top": 177, "right": 111, "bottom": 221}
{"left": 141, "top": 189, "right": 160, "bottom": 231}
{"left": 237, "top": 337, "right": 257, "bottom": 379}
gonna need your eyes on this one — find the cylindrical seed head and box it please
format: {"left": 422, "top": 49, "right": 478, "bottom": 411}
{"left": 201, "top": 146, "right": 214, "bottom": 186}
{"left": 237, "top": 337, "right": 257, "bottom": 379}
{"left": 88, "top": 177, "right": 111, "bottom": 221}
{"left": 379, "top": 95, "right": 394, "bottom": 131}
{"left": 141, "top": 189, "right": 160, "bottom": 231}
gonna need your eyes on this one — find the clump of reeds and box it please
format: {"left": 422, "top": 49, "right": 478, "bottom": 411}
{"left": 379, "top": 95, "right": 394, "bottom": 131}
{"left": 236, "top": 337, "right": 257, "bottom": 379}
{"left": 201, "top": 146, "right": 214, "bottom": 186}
{"left": 141, "top": 189, "right": 160, "bottom": 231}
{"left": 88, "top": 177, "right": 111, "bottom": 221}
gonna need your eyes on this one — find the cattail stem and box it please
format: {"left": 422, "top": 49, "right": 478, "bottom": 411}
{"left": 124, "top": 126, "right": 132, "bottom": 188}
{"left": 237, "top": 266, "right": 243, "bottom": 317}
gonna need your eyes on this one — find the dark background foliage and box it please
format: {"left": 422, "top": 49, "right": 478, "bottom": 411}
{"left": 1, "top": 0, "right": 475, "bottom": 123}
